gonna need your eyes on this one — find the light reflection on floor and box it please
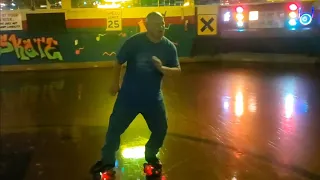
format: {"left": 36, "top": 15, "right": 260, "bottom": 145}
{"left": 0, "top": 63, "right": 319, "bottom": 180}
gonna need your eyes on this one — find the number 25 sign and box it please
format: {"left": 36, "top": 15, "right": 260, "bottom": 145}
{"left": 106, "top": 10, "right": 122, "bottom": 31}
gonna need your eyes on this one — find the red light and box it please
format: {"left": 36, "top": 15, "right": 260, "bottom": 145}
{"left": 236, "top": 6, "right": 244, "bottom": 13}
{"left": 145, "top": 165, "right": 154, "bottom": 176}
{"left": 100, "top": 172, "right": 111, "bottom": 180}
{"left": 289, "top": 4, "right": 298, "bottom": 11}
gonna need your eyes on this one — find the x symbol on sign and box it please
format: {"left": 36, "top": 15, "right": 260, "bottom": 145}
{"left": 200, "top": 17, "right": 214, "bottom": 32}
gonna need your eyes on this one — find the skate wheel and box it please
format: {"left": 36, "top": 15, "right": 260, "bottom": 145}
{"left": 144, "top": 164, "right": 162, "bottom": 177}
{"left": 144, "top": 164, "right": 154, "bottom": 176}
{"left": 99, "top": 170, "right": 115, "bottom": 180}
{"left": 100, "top": 172, "right": 109, "bottom": 180}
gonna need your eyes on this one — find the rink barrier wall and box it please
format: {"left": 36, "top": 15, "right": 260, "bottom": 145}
{"left": 1, "top": 3, "right": 320, "bottom": 72}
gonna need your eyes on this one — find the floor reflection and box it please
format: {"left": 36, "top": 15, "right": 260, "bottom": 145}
{"left": 1, "top": 64, "right": 320, "bottom": 180}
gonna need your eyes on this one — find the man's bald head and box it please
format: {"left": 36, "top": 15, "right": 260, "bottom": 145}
{"left": 146, "top": 12, "right": 164, "bottom": 23}
{"left": 145, "top": 12, "right": 165, "bottom": 41}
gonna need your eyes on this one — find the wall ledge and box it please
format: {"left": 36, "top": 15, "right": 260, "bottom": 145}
{"left": 1, "top": 54, "right": 318, "bottom": 72}
{"left": 0, "top": 57, "right": 193, "bottom": 72}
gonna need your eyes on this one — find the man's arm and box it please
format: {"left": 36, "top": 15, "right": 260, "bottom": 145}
{"left": 160, "top": 65, "right": 181, "bottom": 76}
{"left": 110, "top": 39, "right": 133, "bottom": 95}
{"left": 160, "top": 43, "right": 181, "bottom": 76}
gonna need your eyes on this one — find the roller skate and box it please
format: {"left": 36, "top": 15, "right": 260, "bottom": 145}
{"left": 143, "top": 160, "right": 162, "bottom": 177}
{"left": 90, "top": 160, "right": 116, "bottom": 180}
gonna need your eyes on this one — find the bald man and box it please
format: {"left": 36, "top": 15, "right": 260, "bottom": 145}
{"left": 90, "top": 12, "right": 181, "bottom": 177}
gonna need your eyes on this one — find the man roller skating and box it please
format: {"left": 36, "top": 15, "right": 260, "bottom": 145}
{"left": 90, "top": 11, "right": 181, "bottom": 179}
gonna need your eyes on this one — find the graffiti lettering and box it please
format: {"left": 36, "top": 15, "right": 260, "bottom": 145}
{"left": 0, "top": 34, "right": 14, "bottom": 54}
{"left": 0, "top": 34, "right": 63, "bottom": 61}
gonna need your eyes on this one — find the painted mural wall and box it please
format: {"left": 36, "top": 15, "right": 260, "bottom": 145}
{"left": 0, "top": 6, "right": 196, "bottom": 66}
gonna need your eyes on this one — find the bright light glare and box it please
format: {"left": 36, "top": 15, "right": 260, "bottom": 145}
{"left": 183, "top": 2, "right": 190, "bottom": 6}
{"left": 249, "top": 11, "right": 259, "bottom": 21}
{"left": 237, "top": 21, "right": 244, "bottom": 27}
{"left": 248, "top": 96, "right": 257, "bottom": 113}
{"left": 224, "top": 12, "right": 231, "bottom": 22}
{"left": 289, "top": 12, "right": 297, "bottom": 19}
{"left": 289, "top": 4, "right": 298, "bottom": 11}
{"left": 236, "top": 6, "right": 244, "bottom": 13}
{"left": 236, "top": 14, "right": 244, "bottom": 21}
{"left": 285, "top": 94, "right": 294, "bottom": 118}
{"left": 223, "top": 96, "right": 230, "bottom": 112}
{"left": 121, "top": 146, "right": 145, "bottom": 159}
{"left": 224, "top": 101, "right": 229, "bottom": 110}
{"left": 288, "top": 19, "right": 297, "bottom": 26}
{"left": 97, "top": 3, "right": 121, "bottom": 8}
{"left": 235, "top": 92, "right": 244, "bottom": 117}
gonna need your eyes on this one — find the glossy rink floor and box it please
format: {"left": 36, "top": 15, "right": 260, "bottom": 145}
{"left": 1, "top": 63, "right": 320, "bottom": 180}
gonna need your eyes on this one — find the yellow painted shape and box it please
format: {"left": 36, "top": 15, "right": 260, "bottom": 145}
{"left": 197, "top": 14, "right": 217, "bottom": 35}
{"left": 138, "top": 20, "right": 147, "bottom": 32}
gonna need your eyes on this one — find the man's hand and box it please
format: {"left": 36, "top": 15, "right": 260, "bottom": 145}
{"left": 152, "top": 56, "right": 181, "bottom": 76}
{"left": 109, "top": 83, "right": 120, "bottom": 96}
{"left": 152, "top": 56, "right": 163, "bottom": 71}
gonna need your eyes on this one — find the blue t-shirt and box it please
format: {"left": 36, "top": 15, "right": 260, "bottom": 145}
{"left": 116, "top": 32, "right": 179, "bottom": 101}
